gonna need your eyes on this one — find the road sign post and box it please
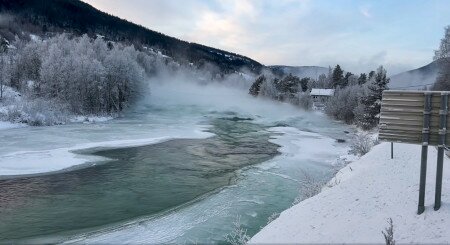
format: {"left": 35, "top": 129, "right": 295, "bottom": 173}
{"left": 418, "top": 93, "right": 431, "bottom": 214}
{"left": 434, "top": 93, "right": 448, "bottom": 210}
{"left": 391, "top": 142, "right": 393, "bottom": 159}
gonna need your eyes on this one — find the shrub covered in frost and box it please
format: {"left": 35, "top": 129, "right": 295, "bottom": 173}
{"left": 1, "top": 97, "right": 69, "bottom": 126}
{"left": 325, "top": 84, "right": 366, "bottom": 124}
{"left": 224, "top": 215, "right": 250, "bottom": 245}
{"left": 349, "top": 133, "right": 376, "bottom": 156}
{"left": 293, "top": 171, "right": 326, "bottom": 205}
{"left": 291, "top": 92, "right": 313, "bottom": 110}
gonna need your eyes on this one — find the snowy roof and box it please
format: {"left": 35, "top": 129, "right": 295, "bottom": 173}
{"left": 310, "top": 89, "right": 335, "bottom": 96}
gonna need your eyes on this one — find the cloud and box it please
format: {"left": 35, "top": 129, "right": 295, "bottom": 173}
{"left": 359, "top": 6, "right": 372, "bottom": 18}
{"left": 82, "top": 0, "right": 449, "bottom": 74}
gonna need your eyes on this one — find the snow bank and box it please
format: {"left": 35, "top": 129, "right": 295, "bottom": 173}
{"left": 0, "top": 127, "right": 213, "bottom": 177}
{"left": 0, "top": 121, "right": 26, "bottom": 130}
{"left": 70, "top": 115, "right": 114, "bottom": 123}
{"left": 250, "top": 142, "right": 450, "bottom": 243}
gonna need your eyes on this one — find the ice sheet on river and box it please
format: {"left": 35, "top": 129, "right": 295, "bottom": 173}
{"left": 0, "top": 124, "right": 212, "bottom": 176}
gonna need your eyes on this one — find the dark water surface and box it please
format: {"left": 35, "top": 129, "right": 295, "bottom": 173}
{"left": 0, "top": 119, "right": 279, "bottom": 241}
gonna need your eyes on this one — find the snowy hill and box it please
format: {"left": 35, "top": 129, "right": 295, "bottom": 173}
{"left": 269, "top": 65, "right": 328, "bottom": 79}
{"left": 0, "top": 0, "right": 263, "bottom": 74}
{"left": 389, "top": 60, "right": 441, "bottom": 90}
{"left": 250, "top": 142, "right": 450, "bottom": 243}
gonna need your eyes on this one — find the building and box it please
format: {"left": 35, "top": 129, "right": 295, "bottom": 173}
{"left": 310, "top": 88, "right": 335, "bottom": 109}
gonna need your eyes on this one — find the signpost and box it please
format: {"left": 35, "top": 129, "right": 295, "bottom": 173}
{"left": 379, "top": 90, "right": 449, "bottom": 214}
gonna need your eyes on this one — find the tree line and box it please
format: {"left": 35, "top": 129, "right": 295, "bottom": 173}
{"left": 0, "top": 33, "right": 175, "bottom": 115}
{"left": 0, "top": 0, "right": 262, "bottom": 74}
{"left": 249, "top": 65, "right": 390, "bottom": 130}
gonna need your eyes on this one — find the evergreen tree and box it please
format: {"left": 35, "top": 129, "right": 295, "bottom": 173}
{"left": 358, "top": 73, "right": 367, "bottom": 85}
{"left": 331, "top": 64, "right": 344, "bottom": 88}
{"left": 249, "top": 75, "right": 266, "bottom": 96}
{"left": 357, "top": 66, "right": 390, "bottom": 129}
{"left": 299, "top": 77, "right": 310, "bottom": 92}
{"left": 368, "top": 70, "right": 375, "bottom": 80}
{"left": 342, "top": 72, "right": 353, "bottom": 87}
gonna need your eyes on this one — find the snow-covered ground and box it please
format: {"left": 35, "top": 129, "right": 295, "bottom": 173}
{"left": 0, "top": 121, "right": 26, "bottom": 130}
{"left": 250, "top": 142, "right": 450, "bottom": 243}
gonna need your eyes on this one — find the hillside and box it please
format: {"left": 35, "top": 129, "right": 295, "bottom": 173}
{"left": 0, "top": 0, "right": 263, "bottom": 74}
{"left": 269, "top": 65, "right": 328, "bottom": 79}
{"left": 389, "top": 60, "right": 441, "bottom": 90}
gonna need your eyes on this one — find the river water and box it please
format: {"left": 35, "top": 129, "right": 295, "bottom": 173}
{"left": 0, "top": 82, "right": 350, "bottom": 243}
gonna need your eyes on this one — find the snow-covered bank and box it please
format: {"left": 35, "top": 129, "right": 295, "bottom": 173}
{"left": 0, "top": 126, "right": 212, "bottom": 177}
{"left": 0, "top": 121, "right": 26, "bottom": 130}
{"left": 250, "top": 142, "right": 450, "bottom": 243}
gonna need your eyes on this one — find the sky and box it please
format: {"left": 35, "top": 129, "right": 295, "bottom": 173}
{"left": 82, "top": 0, "right": 450, "bottom": 75}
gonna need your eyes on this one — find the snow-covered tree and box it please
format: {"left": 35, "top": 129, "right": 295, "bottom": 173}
{"left": 357, "top": 66, "right": 389, "bottom": 129}
{"left": 0, "top": 54, "right": 11, "bottom": 99}
{"left": 432, "top": 26, "right": 450, "bottom": 90}
{"left": 325, "top": 85, "right": 365, "bottom": 123}
{"left": 315, "top": 74, "right": 329, "bottom": 88}
{"left": 275, "top": 74, "right": 301, "bottom": 96}
{"left": 259, "top": 79, "right": 278, "bottom": 99}
{"left": 347, "top": 74, "right": 359, "bottom": 86}
{"left": 103, "top": 45, "right": 144, "bottom": 111}
{"left": 358, "top": 73, "right": 368, "bottom": 85}
{"left": 249, "top": 75, "right": 266, "bottom": 96}
{"left": 7, "top": 33, "right": 158, "bottom": 115}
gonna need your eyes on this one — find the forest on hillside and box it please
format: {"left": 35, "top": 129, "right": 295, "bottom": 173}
{"left": 0, "top": 0, "right": 262, "bottom": 74}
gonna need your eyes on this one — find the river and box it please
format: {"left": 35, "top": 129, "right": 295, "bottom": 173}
{"left": 0, "top": 81, "right": 350, "bottom": 243}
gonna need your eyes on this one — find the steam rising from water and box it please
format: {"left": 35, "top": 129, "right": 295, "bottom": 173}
{"left": 141, "top": 74, "right": 314, "bottom": 125}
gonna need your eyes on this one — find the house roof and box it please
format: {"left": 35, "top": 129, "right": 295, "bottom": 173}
{"left": 310, "top": 88, "right": 335, "bottom": 96}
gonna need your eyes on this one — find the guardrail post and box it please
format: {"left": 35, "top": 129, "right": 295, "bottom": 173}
{"left": 418, "top": 93, "right": 432, "bottom": 214}
{"left": 434, "top": 92, "right": 448, "bottom": 211}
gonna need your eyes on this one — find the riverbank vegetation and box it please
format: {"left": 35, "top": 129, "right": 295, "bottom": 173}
{"left": 249, "top": 65, "right": 390, "bottom": 130}
{"left": 0, "top": 33, "right": 189, "bottom": 125}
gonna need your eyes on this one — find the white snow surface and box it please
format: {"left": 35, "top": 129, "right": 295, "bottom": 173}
{"left": 0, "top": 121, "right": 26, "bottom": 130}
{"left": 70, "top": 115, "right": 114, "bottom": 123}
{"left": 310, "top": 88, "right": 335, "bottom": 96}
{"left": 250, "top": 142, "right": 450, "bottom": 244}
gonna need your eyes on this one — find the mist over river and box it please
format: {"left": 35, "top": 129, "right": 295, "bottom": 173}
{"left": 0, "top": 80, "right": 350, "bottom": 243}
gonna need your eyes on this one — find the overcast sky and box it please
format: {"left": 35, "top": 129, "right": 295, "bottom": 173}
{"left": 82, "top": 0, "right": 450, "bottom": 75}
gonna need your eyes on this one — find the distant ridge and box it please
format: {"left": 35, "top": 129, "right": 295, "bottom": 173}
{"left": 0, "top": 0, "right": 263, "bottom": 73}
{"left": 389, "top": 60, "right": 443, "bottom": 90}
{"left": 269, "top": 65, "right": 329, "bottom": 79}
